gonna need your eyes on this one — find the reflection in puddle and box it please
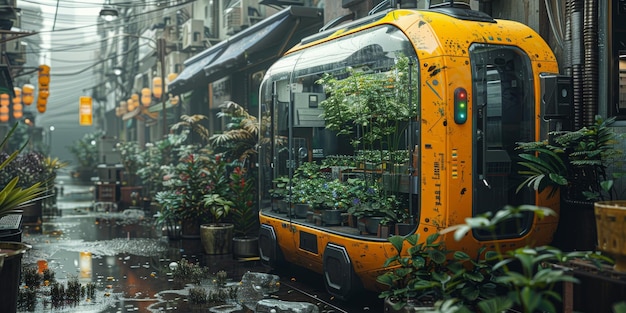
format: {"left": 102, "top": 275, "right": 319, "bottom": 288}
{"left": 18, "top": 211, "right": 270, "bottom": 312}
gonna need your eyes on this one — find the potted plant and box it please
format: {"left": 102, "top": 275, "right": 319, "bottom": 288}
{"left": 316, "top": 55, "right": 417, "bottom": 156}
{"left": 378, "top": 205, "right": 610, "bottom": 313}
{"left": 199, "top": 154, "right": 236, "bottom": 254}
{"left": 115, "top": 140, "right": 144, "bottom": 209}
{"left": 345, "top": 177, "right": 407, "bottom": 235}
{"left": 433, "top": 205, "right": 610, "bottom": 313}
{"left": 41, "top": 156, "right": 68, "bottom": 213}
{"left": 0, "top": 151, "right": 48, "bottom": 224}
{"left": 209, "top": 101, "right": 260, "bottom": 162}
{"left": 67, "top": 130, "right": 103, "bottom": 182}
{"left": 158, "top": 149, "right": 227, "bottom": 238}
{"left": 516, "top": 115, "right": 624, "bottom": 251}
{"left": 227, "top": 164, "right": 259, "bottom": 258}
{"left": 377, "top": 232, "right": 497, "bottom": 312}
{"left": 0, "top": 123, "right": 45, "bottom": 312}
{"left": 269, "top": 175, "right": 292, "bottom": 213}
{"left": 136, "top": 132, "right": 188, "bottom": 212}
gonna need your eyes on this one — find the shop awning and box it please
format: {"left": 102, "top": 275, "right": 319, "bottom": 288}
{"left": 167, "top": 41, "right": 228, "bottom": 94}
{"left": 168, "top": 6, "right": 323, "bottom": 95}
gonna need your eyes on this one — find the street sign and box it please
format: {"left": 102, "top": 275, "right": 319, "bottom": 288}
{"left": 79, "top": 96, "right": 93, "bottom": 126}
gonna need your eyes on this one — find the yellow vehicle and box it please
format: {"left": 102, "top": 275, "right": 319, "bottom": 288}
{"left": 257, "top": 1, "right": 563, "bottom": 300}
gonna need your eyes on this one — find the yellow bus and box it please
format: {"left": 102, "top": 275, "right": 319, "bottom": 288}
{"left": 257, "top": 2, "right": 563, "bottom": 300}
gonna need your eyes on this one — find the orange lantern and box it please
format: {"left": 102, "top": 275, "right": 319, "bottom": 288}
{"left": 22, "top": 84, "right": 34, "bottom": 105}
{"left": 0, "top": 94, "right": 9, "bottom": 122}
{"left": 127, "top": 96, "right": 137, "bottom": 111}
{"left": 131, "top": 93, "right": 139, "bottom": 106}
{"left": 37, "top": 90, "right": 49, "bottom": 113}
{"left": 166, "top": 73, "right": 177, "bottom": 93}
{"left": 152, "top": 77, "right": 162, "bottom": 99}
{"left": 38, "top": 64, "right": 51, "bottom": 90}
{"left": 141, "top": 88, "right": 151, "bottom": 107}
{"left": 12, "top": 87, "right": 22, "bottom": 119}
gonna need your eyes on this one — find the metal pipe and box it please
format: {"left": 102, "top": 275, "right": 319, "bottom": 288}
{"left": 158, "top": 38, "right": 167, "bottom": 137}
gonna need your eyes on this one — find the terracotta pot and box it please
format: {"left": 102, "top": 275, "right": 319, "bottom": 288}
{"left": 200, "top": 223, "right": 234, "bottom": 255}
{"left": 595, "top": 200, "right": 626, "bottom": 272}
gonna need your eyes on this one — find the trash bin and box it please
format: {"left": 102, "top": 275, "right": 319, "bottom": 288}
{"left": 0, "top": 242, "right": 32, "bottom": 313}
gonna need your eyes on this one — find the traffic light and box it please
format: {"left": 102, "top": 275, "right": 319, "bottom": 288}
{"left": 454, "top": 87, "right": 468, "bottom": 124}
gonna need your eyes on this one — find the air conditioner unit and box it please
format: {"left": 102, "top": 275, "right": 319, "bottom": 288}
{"left": 182, "top": 19, "right": 204, "bottom": 51}
{"left": 224, "top": 0, "right": 256, "bottom": 35}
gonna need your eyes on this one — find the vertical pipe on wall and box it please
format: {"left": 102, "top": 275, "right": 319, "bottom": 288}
{"left": 569, "top": 0, "right": 584, "bottom": 129}
{"left": 583, "top": 0, "right": 599, "bottom": 125}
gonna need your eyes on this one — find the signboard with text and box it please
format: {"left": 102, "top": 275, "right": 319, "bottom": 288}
{"left": 79, "top": 96, "right": 93, "bottom": 126}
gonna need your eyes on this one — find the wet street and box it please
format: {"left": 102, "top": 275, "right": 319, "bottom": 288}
{"left": 18, "top": 174, "right": 385, "bottom": 312}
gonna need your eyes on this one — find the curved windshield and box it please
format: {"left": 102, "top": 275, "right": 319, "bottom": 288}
{"left": 258, "top": 25, "right": 419, "bottom": 238}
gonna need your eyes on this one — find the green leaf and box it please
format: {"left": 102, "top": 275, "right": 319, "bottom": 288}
{"left": 388, "top": 235, "right": 405, "bottom": 254}
{"left": 429, "top": 249, "right": 447, "bottom": 264}
{"left": 477, "top": 297, "right": 513, "bottom": 313}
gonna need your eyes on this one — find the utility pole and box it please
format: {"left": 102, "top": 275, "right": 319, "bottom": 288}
{"left": 158, "top": 37, "right": 167, "bottom": 137}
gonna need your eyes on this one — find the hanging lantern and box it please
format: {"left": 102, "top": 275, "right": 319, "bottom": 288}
{"left": 22, "top": 84, "right": 34, "bottom": 105}
{"left": 12, "top": 87, "right": 22, "bottom": 119}
{"left": 0, "top": 94, "right": 9, "bottom": 122}
{"left": 166, "top": 73, "right": 177, "bottom": 93}
{"left": 37, "top": 90, "right": 49, "bottom": 113}
{"left": 152, "top": 77, "right": 162, "bottom": 99}
{"left": 127, "top": 95, "right": 137, "bottom": 111}
{"left": 141, "top": 88, "right": 151, "bottom": 107}
{"left": 131, "top": 93, "right": 139, "bottom": 106}
{"left": 167, "top": 73, "right": 177, "bottom": 83}
{"left": 13, "top": 87, "right": 21, "bottom": 104}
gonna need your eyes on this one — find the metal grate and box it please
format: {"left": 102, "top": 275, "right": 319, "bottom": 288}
{"left": 0, "top": 214, "right": 22, "bottom": 230}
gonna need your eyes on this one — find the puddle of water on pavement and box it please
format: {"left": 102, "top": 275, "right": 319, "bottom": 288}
{"left": 19, "top": 211, "right": 271, "bottom": 313}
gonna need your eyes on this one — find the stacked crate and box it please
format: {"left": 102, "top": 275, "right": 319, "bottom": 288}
{"left": 94, "top": 164, "right": 123, "bottom": 210}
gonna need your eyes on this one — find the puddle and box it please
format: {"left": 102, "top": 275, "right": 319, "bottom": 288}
{"left": 17, "top": 183, "right": 383, "bottom": 312}
{"left": 18, "top": 211, "right": 270, "bottom": 313}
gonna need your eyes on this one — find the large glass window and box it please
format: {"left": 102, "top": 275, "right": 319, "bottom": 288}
{"left": 258, "top": 25, "right": 419, "bottom": 234}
